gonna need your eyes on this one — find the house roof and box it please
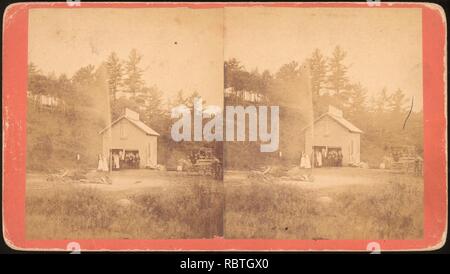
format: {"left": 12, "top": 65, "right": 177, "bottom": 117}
{"left": 303, "top": 113, "right": 363, "bottom": 134}
{"left": 98, "top": 116, "right": 160, "bottom": 136}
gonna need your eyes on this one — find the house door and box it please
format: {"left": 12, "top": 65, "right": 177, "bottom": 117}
{"left": 324, "top": 147, "right": 342, "bottom": 167}
{"left": 123, "top": 150, "right": 140, "bottom": 169}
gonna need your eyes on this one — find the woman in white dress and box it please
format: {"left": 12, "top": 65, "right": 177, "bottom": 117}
{"left": 305, "top": 154, "right": 311, "bottom": 169}
{"left": 300, "top": 152, "right": 306, "bottom": 168}
{"left": 97, "top": 154, "right": 103, "bottom": 171}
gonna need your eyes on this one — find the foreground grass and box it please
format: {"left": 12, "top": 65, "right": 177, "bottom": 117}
{"left": 26, "top": 179, "right": 223, "bottom": 239}
{"left": 27, "top": 172, "right": 423, "bottom": 240}
{"left": 225, "top": 174, "right": 423, "bottom": 239}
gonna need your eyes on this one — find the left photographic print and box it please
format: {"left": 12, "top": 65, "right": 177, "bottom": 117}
{"left": 26, "top": 8, "right": 225, "bottom": 240}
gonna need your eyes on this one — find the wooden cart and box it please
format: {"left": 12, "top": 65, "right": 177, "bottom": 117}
{"left": 389, "top": 146, "right": 423, "bottom": 176}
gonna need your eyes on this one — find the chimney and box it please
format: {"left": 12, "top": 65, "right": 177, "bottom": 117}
{"left": 125, "top": 108, "right": 140, "bottom": 121}
{"left": 328, "top": 105, "right": 343, "bottom": 117}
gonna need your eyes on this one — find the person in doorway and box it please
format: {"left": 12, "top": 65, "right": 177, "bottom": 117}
{"left": 322, "top": 148, "right": 328, "bottom": 167}
{"left": 113, "top": 153, "right": 120, "bottom": 170}
{"left": 316, "top": 150, "right": 322, "bottom": 167}
{"left": 119, "top": 150, "right": 124, "bottom": 168}
{"left": 313, "top": 150, "right": 318, "bottom": 167}
{"left": 328, "top": 151, "right": 337, "bottom": 167}
{"left": 128, "top": 153, "right": 135, "bottom": 168}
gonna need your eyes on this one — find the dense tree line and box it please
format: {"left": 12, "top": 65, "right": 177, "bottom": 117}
{"left": 27, "top": 49, "right": 201, "bottom": 170}
{"left": 27, "top": 46, "right": 422, "bottom": 170}
{"left": 224, "top": 46, "right": 423, "bottom": 166}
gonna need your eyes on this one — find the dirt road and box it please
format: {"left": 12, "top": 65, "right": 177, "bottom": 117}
{"left": 225, "top": 167, "right": 420, "bottom": 190}
{"left": 27, "top": 169, "right": 218, "bottom": 195}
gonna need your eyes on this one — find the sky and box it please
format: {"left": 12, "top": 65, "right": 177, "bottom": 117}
{"left": 225, "top": 8, "right": 423, "bottom": 111}
{"left": 29, "top": 8, "right": 224, "bottom": 106}
{"left": 29, "top": 7, "right": 422, "bottom": 111}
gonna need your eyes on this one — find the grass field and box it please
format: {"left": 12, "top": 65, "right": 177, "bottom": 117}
{"left": 26, "top": 171, "right": 223, "bottom": 239}
{"left": 26, "top": 168, "right": 423, "bottom": 240}
{"left": 225, "top": 168, "right": 423, "bottom": 239}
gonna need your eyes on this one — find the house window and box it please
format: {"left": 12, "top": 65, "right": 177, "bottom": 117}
{"left": 120, "top": 122, "right": 127, "bottom": 139}
{"left": 324, "top": 118, "right": 330, "bottom": 137}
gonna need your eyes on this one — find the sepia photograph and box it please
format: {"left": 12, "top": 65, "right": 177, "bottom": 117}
{"left": 222, "top": 7, "right": 424, "bottom": 240}
{"left": 26, "top": 8, "right": 225, "bottom": 239}
{"left": 1, "top": 2, "right": 440, "bottom": 251}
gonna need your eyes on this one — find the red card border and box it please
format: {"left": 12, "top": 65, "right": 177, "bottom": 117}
{"left": 2, "top": 2, "right": 447, "bottom": 251}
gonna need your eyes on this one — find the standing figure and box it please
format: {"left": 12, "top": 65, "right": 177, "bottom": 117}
{"left": 337, "top": 150, "right": 343, "bottom": 167}
{"left": 113, "top": 153, "right": 120, "bottom": 170}
{"left": 300, "top": 152, "right": 306, "bottom": 168}
{"left": 98, "top": 154, "right": 109, "bottom": 171}
{"left": 316, "top": 150, "right": 322, "bottom": 167}
{"left": 322, "top": 148, "right": 328, "bottom": 167}
{"left": 129, "top": 153, "right": 135, "bottom": 168}
{"left": 305, "top": 153, "right": 311, "bottom": 169}
{"left": 328, "top": 151, "right": 336, "bottom": 167}
{"left": 101, "top": 155, "right": 109, "bottom": 171}
{"left": 332, "top": 151, "right": 338, "bottom": 166}
{"left": 119, "top": 150, "right": 124, "bottom": 167}
{"left": 135, "top": 153, "right": 140, "bottom": 168}
{"left": 97, "top": 154, "right": 103, "bottom": 171}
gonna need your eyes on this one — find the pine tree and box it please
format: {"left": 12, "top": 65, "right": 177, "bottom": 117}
{"left": 374, "top": 87, "right": 390, "bottom": 114}
{"left": 346, "top": 82, "right": 367, "bottom": 119}
{"left": 224, "top": 58, "right": 244, "bottom": 89}
{"left": 389, "top": 88, "right": 407, "bottom": 115}
{"left": 327, "top": 46, "right": 350, "bottom": 109}
{"left": 105, "top": 52, "right": 123, "bottom": 102}
{"left": 28, "top": 63, "right": 48, "bottom": 95}
{"left": 260, "top": 70, "right": 273, "bottom": 98}
{"left": 123, "top": 49, "right": 144, "bottom": 96}
{"left": 71, "top": 65, "right": 96, "bottom": 107}
{"left": 308, "top": 48, "right": 327, "bottom": 97}
{"left": 371, "top": 87, "right": 392, "bottom": 140}
{"left": 141, "top": 86, "right": 164, "bottom": 120}
{"left": 72, "top": 65, "right": 96, "bottom": 87}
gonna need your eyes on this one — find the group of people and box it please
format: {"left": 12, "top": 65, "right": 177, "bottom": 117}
{"left": 123, "top": 151, "right": 140, "bottom": 168}
{"left": 324, "top": 150, "right": 343, "bottom": 167}
{"left": 97, "top": 150, "right": 141, "bottom": 171}
{"left": 300, "top": 152, "right": 312, "bottom": 169}
{"left": 97, "top": 154, "right": 109, "bottom": 171}
{"left": 299, "top": 148, "right": 344, "bottom": 169}
{"left": 313, "top": 148, "right": 343, "bottom": 167}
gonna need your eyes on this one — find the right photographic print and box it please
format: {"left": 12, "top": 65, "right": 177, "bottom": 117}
{"left": 223, "top": 7, "right": 424, "bottom": 240}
